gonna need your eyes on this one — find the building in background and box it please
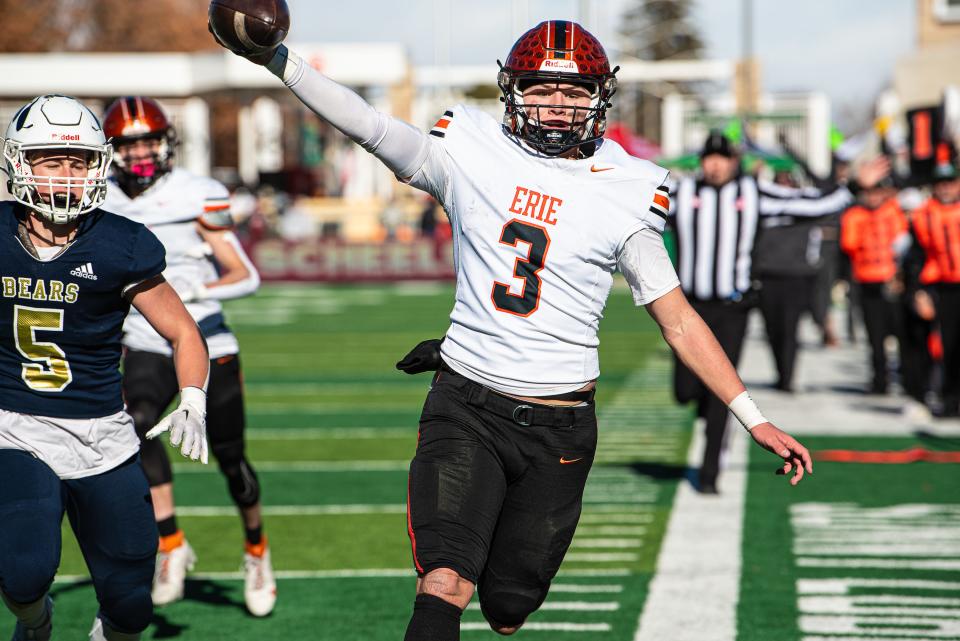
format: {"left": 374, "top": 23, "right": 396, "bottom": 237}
{"left": 896, "top": 0, "right": 960, "bottom": 109}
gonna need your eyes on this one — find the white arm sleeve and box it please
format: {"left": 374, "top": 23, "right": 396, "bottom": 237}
{"left": 266, "top": 46, "right": 442, "bottom": 182}
{"left": 617, "top": 227, "right": 681, "bottom": 306}
{"left": 202, "top": 232, "right": 261, "bottom": 301}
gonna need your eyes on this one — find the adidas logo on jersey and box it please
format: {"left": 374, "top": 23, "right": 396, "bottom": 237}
{"left": 70, "top": 262, "right": 98, "bottom": 281}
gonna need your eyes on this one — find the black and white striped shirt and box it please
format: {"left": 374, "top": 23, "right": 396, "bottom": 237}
{"left": 669, "top": 175, "right": 851, "bottom": 302}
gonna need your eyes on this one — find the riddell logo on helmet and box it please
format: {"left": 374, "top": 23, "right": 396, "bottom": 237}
{"left": 50, "top": 134, "right": 81, "bottom": 141}
{"left": 540, "top": 59, "right": 579, "bottom": 72}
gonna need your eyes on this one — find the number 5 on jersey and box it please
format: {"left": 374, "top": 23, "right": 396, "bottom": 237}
{"left": 492, "top": 219, "right": 551, "bottom": 317}
{"left": 14, "top": 305, "right": 72, "bottom": 392}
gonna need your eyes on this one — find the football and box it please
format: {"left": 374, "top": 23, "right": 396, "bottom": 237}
{"left": 208, "top": 0, "right": 290, "bottom": 55}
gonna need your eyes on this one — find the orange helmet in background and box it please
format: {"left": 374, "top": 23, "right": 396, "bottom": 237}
{"left": 102, "top": 96, "right": 177, "bottom": 191}
{"left": 497, "top": 20, "right": 618, "bottom": 155}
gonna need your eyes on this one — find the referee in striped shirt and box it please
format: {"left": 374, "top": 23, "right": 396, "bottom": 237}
{"left": 668, "top": 131, "right": 855, "bottom": 494}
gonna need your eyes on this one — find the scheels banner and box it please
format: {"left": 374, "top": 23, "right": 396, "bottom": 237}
{"left": 246, "top": 238, "right": 456, "bottom": 282}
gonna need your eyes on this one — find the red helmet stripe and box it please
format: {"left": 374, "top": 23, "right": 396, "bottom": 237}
{"left": 567, "top": 22, "right": 575, "bottom": 51}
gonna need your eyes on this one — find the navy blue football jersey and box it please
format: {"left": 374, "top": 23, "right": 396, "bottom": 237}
{"left": 0, "top": 202, "right": 166, "bottom": 418}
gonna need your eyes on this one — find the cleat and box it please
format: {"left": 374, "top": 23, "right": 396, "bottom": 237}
{"left": 87, "top": 618, "right": 104, "bottom": 641}
{"left": 243, "top": 541, "right": 277, "bottom": 617}
{"left": 152, "top": 538, "right": 197, "bottom": 606}
{"left": 10, "top": 595, "right": 52, "bottom": 641}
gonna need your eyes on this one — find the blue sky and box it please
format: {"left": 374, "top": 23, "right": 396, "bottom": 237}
{"left": 286, "top": 0, "right": 917, "bottom": 130}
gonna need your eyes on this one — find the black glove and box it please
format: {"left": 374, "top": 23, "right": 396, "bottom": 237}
{"left": 396, "top": 338, "right": 443, "bottom": 375}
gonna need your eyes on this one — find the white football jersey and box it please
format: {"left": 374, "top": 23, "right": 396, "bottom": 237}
{"left": 409, "top": 105, "right": 670, "bottom": 395}
{"left": 103, "top": 169, "right": 240, "bottom": 358}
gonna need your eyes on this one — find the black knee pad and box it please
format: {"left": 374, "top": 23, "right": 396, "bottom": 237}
{"left": 128, "top": 401, "right": 164, "bottom": 441}
{"left": 99, "top": 584, "right": 153, "bottom": 634}
{"left": 137, "top": 435, "right": 172, "bottom": 487}
{"left": 479, "top": 585, "right": 542, "bottom": 630}
{"left": 213, "top": 440, "right": 260, "bottom": 509}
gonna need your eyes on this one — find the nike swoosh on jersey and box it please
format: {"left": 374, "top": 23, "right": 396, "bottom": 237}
{"left": 590, "top": 165, "right": 615, "bottom": 172}
{"left": 560, "top": 457, "right": 584, "bottom": 464}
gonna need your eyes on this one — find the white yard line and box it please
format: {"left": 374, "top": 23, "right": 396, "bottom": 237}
{"left": 564, "top": 552, "right": 639, "bottom": 562}
{"left": 797, "top": 558, "right": 960, "bottom": 571}
{"left": 797, "top": 579, "right": 960, "bottom": 593}
{"left": 577, "top": 526, "right": 648, "bottom": 536}
{"left": 175, "top": 504, "right": 407, "bottom": 517}
{"left": 550, "top": 584, "right": 624, "bottom": 593}
{"left": 461, "top": 622, "right": 612, "bottom": 632}
{"left": 570, "top": 538, "right": 644, "bottom": 548}
{"left": 633, "top": 423, "right": 748, "bottom": 641}
{"left": 173, "top": 460, "right": 409, "bottom": 473}
{"left": 245, "top": 428, "right": 413, "bottom": 439}
{"left": 466, "top": 601, "right": 620, "bottom": 612}
{"left": 54, "top": 568, "right": 630, "bottom": 584}
{"left": 800, "top": 638, "right": 958, "bottom": 641}
{"left": 53, "top": 568, "right": 415, "bottom": 583}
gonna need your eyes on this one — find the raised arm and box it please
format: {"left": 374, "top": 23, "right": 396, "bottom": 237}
{"left": 757, "top": 179, "right": 853, "bottom": 217}
{"left": 260, "top": 47, "right": 435, "bottom": 181}
{"left": 758, "top": 156, "right": 892, "bottom": 217}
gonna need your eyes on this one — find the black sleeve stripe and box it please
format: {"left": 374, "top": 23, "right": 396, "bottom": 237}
{"left": 444, "top": 110, "right": 454, "bottom": 117}
{"left": 430, "top": 131, "right": 446, "bottom": 138}
{"left": 649, "top": 205, "right": 667, "bottom": 220}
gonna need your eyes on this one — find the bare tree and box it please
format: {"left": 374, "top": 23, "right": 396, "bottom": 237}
{"left": 619, "top": 0, "right": 704, "bottom": 62}
{"left": 0, "top": 0, "right": 217, "bottom": 53}
{"left": 616, "top": 0, "right": 706, "bottom": 143}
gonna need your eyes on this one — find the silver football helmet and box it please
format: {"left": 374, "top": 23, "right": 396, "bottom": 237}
{"left": 2, "top": 95, "right": 113, "bottom": 224}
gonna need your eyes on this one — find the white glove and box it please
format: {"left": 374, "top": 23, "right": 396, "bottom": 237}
{"left": 145, "top": 387, "right": 209, "bottom": 463}
{"left": 176, "top": 283, "right": 209, "bottom": 304}
{"left": 166, "top": 276, "right": 209, "bottom": 304}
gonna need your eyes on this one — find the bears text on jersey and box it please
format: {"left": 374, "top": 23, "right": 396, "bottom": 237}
{"left": 1, "top": 276, "right": 80, "bottom": 304}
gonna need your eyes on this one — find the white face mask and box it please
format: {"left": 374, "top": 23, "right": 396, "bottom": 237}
{"left": 4, "top": 143, "right": 113, "bottom": 224}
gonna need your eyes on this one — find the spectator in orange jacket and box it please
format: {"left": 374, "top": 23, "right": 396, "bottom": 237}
{"left": 912, "top": 149, "right": 960, "bottom": 415}
{"left": 840, "top": 181, "right": 910, "bottom": 394}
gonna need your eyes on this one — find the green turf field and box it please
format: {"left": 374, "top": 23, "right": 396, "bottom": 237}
{"left": 0, "top": 283, "right": 694, "bottom": 639}
{"left": 5, "top": 284, "right": 958, "bottom": 640}
{"left": 739, "top": 434, "right": 960, "bottom": 641}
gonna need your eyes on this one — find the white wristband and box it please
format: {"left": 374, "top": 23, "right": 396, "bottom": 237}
{"left": 179, "top": 386, "right": 207, "bottom": 407}
{"left": 728, "top": 391, "right": 768, "bottom": 430}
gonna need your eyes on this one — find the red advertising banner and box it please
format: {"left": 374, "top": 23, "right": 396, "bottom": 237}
{"left": 247, "top": 238, "right": 456, "bottom": 282}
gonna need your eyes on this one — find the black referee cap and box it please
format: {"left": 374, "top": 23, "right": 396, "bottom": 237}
{"left": 701, "top": 130, "right": 737, "bottom": 158}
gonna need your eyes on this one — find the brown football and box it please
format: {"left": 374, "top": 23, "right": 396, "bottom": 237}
{"left": 208, "top": 0, "right": 290, "bottom": 54}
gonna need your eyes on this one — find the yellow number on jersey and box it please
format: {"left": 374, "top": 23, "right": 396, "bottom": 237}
{"left": 14, "top": 305, "right": 72, "bottom": 392}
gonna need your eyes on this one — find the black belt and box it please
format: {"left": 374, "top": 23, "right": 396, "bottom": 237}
{"left": 437, "top": 362, "right": 594, "bottom": 427}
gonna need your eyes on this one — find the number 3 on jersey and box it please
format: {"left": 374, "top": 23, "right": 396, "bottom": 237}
{"left": 492, "top": 219, "right": 551, "bottom": 317}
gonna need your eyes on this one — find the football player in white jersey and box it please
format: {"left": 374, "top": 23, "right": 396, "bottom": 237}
{"left": 100, "top": 97, "right": 275, "bottom": 617}
{"left": 214, "top": 18, "right": 813, "bottom": 640}
{"left": 0, "top": 95, "right": 209, "bottom": 641}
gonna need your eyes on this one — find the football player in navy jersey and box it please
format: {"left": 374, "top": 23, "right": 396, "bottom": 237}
{"left": 0, "top": 95, "right": 210, "bottom": 641}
